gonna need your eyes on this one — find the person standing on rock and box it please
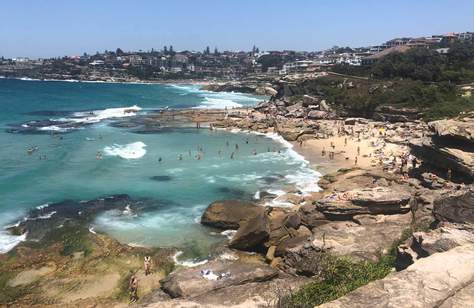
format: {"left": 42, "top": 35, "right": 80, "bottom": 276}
{"left": 129, "top": 274, "right": 139, "bottom": 303}
{"left": 144, "top": 256, "right": 152, "bottom": 276}
{"left": 447, "top": 169, "right": 452, "bottom": 181}
{"left": 409, "top": 192, "right": 419, "bottom": 228}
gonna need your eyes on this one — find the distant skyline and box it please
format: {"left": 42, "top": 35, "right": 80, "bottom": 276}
{"left": 1, "top": 0, "right": 473, "bottom": 58}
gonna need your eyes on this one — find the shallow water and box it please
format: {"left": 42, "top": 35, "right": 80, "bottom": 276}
{"left": 0, "top": 79, "right": 320, "bottom": 261}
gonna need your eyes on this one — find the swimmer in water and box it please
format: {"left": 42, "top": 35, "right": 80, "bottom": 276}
{"left": 158, "top": 157, "right": 162, "bottom": 163}
{"left": 178, "top": 154, "right": 183, "bottom": 160}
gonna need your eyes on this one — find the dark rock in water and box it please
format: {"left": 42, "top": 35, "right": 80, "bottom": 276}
{"left": 150, "top": 175, "right": 173, "bottom": 182}
{"left": 229, "top": 211, "right": 270, "bottom": 251}
{"left": 201, "top": 200, "right": 264, "bottom": 230}
{"left": 260, "top": 174, "right": 284, "bottom": 184}
{"left": 215, "top": 187, "right": 250, "bottom": 199}
{"left": 6, "top": 119, "right": 86, "bottom": 134}
{"left": 433, "top": 187, "right": 474, "bottom": 224}
{"left": 160, "top": 260, "right": 278, "bottom": 298}
{"left": 6, "top": 194, "right": 163, "bottom": 241}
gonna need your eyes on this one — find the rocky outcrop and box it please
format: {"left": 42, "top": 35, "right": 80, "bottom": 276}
{"left": 200, "top": 200, "right": 264, "bottom": 230}
{"left": 373, "top": 105, "right": 422, "bottom": 123}
{"left": 396, "top": 225, "right": 474, "bottom": 270}
{"left": 311, "top": 213, "right": 412, "bottom": 261}
{"left": 429, "top": 118, "right": 474, "bottom": 145}
{"left": 229, "top": 211, "right": 270, "bottom": 250}
{"left": 315, "top": 187, "right": 411, "bottom": 219}
{"left": 410, "top": 114, "right": 474, "bottom": 182}
{"left": 319, "top": 244, "right": 474, "bottom": 308}
{"left": 433, "top": 187, "right": 474, "bottom": 224}
{"left": 160, "top": 260, "right": 278, "bottom": 298}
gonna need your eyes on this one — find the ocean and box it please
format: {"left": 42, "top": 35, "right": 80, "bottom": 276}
{"left": 0, "top": 78, "right": 320, "bottom": 263}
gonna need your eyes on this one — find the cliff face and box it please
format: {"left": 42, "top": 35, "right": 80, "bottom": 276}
{"left": 411, "top": 113, "right": 474, "bottom": 183}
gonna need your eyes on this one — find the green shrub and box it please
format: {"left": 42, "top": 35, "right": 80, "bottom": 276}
{"left": 282, "top": 254, "right": 394, "bottom": 307}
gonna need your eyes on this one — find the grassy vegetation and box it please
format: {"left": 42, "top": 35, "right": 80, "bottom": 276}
{"left": 290, "top": 76, "right": 474, "bottom": 120}
{"left": 280, "top": 254, "right": 394, "bottom": 308}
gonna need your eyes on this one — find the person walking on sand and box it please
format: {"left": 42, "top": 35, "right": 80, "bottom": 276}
{"left": 321, "top": 147, "right": 326, "bottom": 157}
{"left": 344, "top": 137, "right": 347, "bottom": 146}
{"left": 357, "top": 146, "right": 360, "bottom": 156}
{"left": 354, "top": 156, "right": 358, "bottom": 165}
{"left": 144, "top": 256, "right": 152, "bottom": 276}
{"left": 129, "top": 275, "right": 139, "bottom": 303}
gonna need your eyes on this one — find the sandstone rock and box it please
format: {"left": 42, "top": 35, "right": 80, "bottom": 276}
{"left": 266, "top": 246, "right": 276, "bottom": 261}
{"left": 433, "top": 187, "right": 474, "bottom": 224}
{"left": 308, "top": 110, "right": 329, "bottom": 120}
{"left": 160, "top": 260, "right": 278, "bottom": 298}
{"left": 429, "top": 118, "right": 474, "bottom": 145}
{"left": 411, "top": 138, "right": 474, "bottom": 180}
{"left": 319, "top": 244, "right": 474, "bottom": 308}
{"left": 275, "top": 235, "right": 311, "bottom": 257}
{"left": 200, "top": 200, "right": 263, "bottom": 230}
{"left": 316, "top": 187, "right": 411, "bottom": 218}
{"left": 298, "top": 203, "right": 329, "bottom": 228}
{"left": 229, "top": 212, "right": 270, "bottom": 250}
{"left": 312, "top": 213, "right": 412, "bottom": 261}
{"left": 396, "top": 225, "right": 474, "bottom": 270}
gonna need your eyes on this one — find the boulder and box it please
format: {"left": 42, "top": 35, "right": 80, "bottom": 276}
{"left": 200, "top": 200, "right": 264, "bottom": 230}
{"left": 160, "top": 260, "right": 278, "bottom": 298}
{"left": 319, "top": 244, "right": 474, "bottom": 308}
{"left": 229, "top": 212, "right": 270, "bottom": 251}
{"left": 298, "top": 203, "right": 329, "bottom": 228}
{"left": 433, "top": 187, "right": 474, "bottom": 224}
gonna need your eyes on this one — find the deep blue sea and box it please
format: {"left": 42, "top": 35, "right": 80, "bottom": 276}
{"left": 0, "top": 78, "right": 319, "bottom": 262}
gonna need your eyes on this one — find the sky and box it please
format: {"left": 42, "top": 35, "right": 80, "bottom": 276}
{"left": 0, "top": 0, "right": 473, "bottom": 58}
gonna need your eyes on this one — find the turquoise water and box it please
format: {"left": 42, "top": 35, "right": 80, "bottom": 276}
{"left": 0, "top": 78, "right": 319, "bottom": 260}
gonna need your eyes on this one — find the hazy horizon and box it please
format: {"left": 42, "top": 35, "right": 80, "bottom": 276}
{"left": 1, "top": 0, "right": 473, "bottom": 58}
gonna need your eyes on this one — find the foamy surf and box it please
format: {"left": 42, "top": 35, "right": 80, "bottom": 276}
{"left": 69, "top": 105, "right": 142, "bottom": 124}
{"left": 173, "top": 251, "right": 208, "bottom": 267}
{"left": 103, "top": 141, "right": 147, "bottom": 159}
{"left": 0, "top": 231, "right": 26, "bottom": 254}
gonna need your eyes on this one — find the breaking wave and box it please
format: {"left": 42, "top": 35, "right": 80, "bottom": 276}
{"left": 103, "top": 141, "right": 147, "bottom": 159}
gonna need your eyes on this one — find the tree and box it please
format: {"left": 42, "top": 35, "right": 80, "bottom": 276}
{"left": 116, "top": 48, "right": 124, "bottom": 56}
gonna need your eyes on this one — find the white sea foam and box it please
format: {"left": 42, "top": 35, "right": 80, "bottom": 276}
{"left": 193, "top": 97, "right": 243, "bottom": 109}
{"left": 221, "top": 230, "right": 237, "bottom": 240}
{"left": 36, "top": 203, "right": 49, "bottom": 210}
{"left": 103, "top": 141, "right": 147, "bottom": 159}
{"left": 38, "top": 125, "right": 72, "bottom": 132}
{"left": 69, "top": 105, "right": 142, "bottom": 124}
{"left": 172, "top": 251, "right": 208, "bottom": 267}
{"left": 0, "top": 231, "right": 26, "bottom": 254}
{"left": 254, "top": 190, "right": 261, "bottom": 200}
